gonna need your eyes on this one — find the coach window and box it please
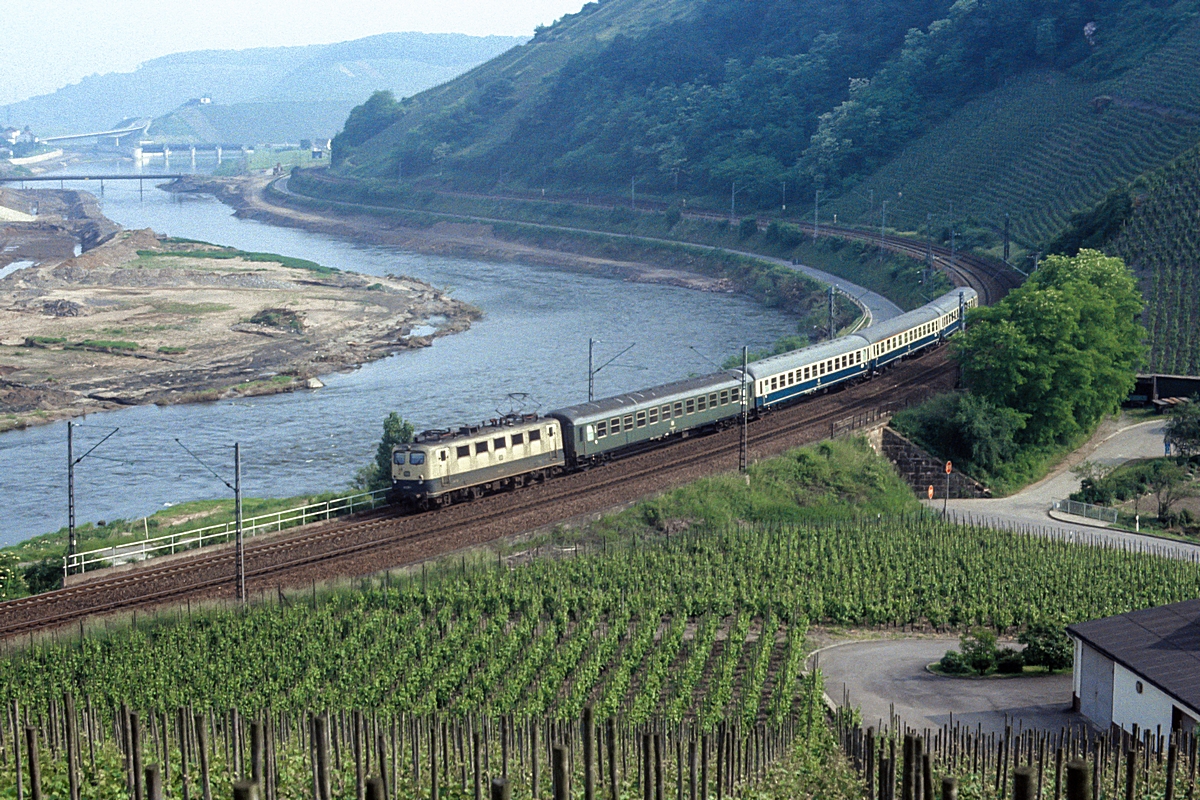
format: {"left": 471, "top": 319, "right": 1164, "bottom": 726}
{"left": 636, "top": 411, "right": 647, "bottom": 428}
{"left": 697, "top": 395, "right": 707, "bottom": 411}
{"left": 649, "top": 407, "right": 659, "bottom": 424}
{"left": 720, "top": 390, "right": 729, "bottom": 405}
{"left": 597, "top": 420, "right": 607, "bottom": 437}
{"left": 686, "top": 399, "right": 695, "bottom": 414}
{"left": 709, "top": 393, "right": 717, "bottom": 407}
{"left": 770, "top": 377, "right": 777, "bottom": 391}
{"left": 512, "top": 432, "right": 524, "bottom": 445}
{"left": 610, "top": 417, "right": 621, "bottom": 433}
{"left": 674, "top": 401, "right": 684, "bottom": 417}
{"left": 623, "top": 415, "right": 634, "bottom": 430}
{"left": 457, "top": 445, "right": 470, "bottom": 459}
{"left": 731, "top": 388, "right": 740, "bottom": 402}
{"left": 476, "top": 441, "right": 489, "bottom": 455}
{"left": 529, "top": 429, "right": 542, "bottom": 442}
{"left": 662, "top": 404, "right": 672, "bottom": 420}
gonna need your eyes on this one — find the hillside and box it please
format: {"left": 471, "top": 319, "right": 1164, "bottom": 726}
{"left": 1, "top": 32, "right": 524, "bottom": 138}
{"left": 338, "top": 0, "right": 1200, "bottom": 213}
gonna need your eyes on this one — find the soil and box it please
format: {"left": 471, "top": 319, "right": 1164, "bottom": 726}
{"left": 0, "top": 189, "right": 478, "bottom": 432}
{"left": 169, "top": 174, "right": 739, "bottom": 293}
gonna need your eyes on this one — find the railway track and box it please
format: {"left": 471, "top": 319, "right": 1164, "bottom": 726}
{"left": 0, "top": 351, "right": 957, "bottom": 638}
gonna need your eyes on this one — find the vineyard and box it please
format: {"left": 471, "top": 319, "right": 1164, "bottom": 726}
{"left": 1, "top": 514, "right": 1200, "bottom": 798}
{"left": 1112, "top": 145, "right": 1200, "bottom": 375}
{"left": 826, "top": 14, "right": 1200, "bottom": 250}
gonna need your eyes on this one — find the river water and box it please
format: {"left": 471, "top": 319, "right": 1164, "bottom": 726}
{"left": 0, "top": 163, "right": 797, "bottom": 543}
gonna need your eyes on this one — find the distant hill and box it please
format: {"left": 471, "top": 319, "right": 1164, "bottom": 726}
{"left": 1, "top": 32, "right": 525, "bottom": 139}
{"left": 336, "top": 0, "right": 1200, "bottom": 210}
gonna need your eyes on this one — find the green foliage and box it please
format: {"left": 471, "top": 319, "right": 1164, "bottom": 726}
{"left": 1018, "top": 623, "right": 1072, "bottom": 671}
{"left": 358, "top": 412, "right": 415, "bottom": 490}
{"left": 0, "top": 553, "right": 25, "bottom": 600}
{"left": 144, "top": 248, "right": 336, "bottom": 274}
{"left": 1166, "top": 398, "right": 1200, "bottom": 458}
{"left": 738, "top": 217, "right": 759, "bottom": 240}
{"left": 22, "top": 557, "right": 62, "bottom": 595}
{"left": 1044, "top": 185, "right": 1135, "bottom": 257}
{"left": 960, "top": 628, "right": 999, "bottom": 674}
{"left": 156, "top": 346, "right": 188, "bottom": 355}
{"left": 996, "top": 648, "right": 1026, "bottom": 674}
{"left": 1073, "top": 458, "right": 1195, "bottom": 521}
{"left": 332, "top": 90, "right": 402, "bottom": 166}
{"left": 892, "top": 393, "right": 1026, "bottom": 480}
{"left": 78, "top": 339, "right": 139, "bottom": 351}
{"left": 938, "top": 650, "right": 970, "bottom": 675}
{"left": 955, "top": 250, "right": 1145, "bottom": 446}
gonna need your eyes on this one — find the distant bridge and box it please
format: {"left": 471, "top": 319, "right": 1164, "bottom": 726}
{"left": 0, "top": 174, "right": 184, "bottom": 183}
{"left": 39, "top": 120, "right": 152, "bottom": 144}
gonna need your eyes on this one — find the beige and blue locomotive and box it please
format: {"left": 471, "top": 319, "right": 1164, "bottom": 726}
{"left": 391, "top": 287, "right": 977, "bottom": 506}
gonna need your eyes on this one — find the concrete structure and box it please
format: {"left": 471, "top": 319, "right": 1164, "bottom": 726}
{"left": 1068, "top": 598, "right": 1200, "bottom": 734}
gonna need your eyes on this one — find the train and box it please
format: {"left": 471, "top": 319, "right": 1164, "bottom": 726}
{"left": 390, "top": 287, "right": 977, "bottom": 508}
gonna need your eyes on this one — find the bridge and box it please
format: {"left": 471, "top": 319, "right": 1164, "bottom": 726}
{"left": 0, "top": 173, "right": 185, "bottom": 198}
{"left": 38, "top": 120, "right": 152, "bottom": 144}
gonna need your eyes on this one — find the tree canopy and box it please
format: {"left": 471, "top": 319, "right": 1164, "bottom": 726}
{"left": 1166, "top": 398, "right": 1200, "bottom": 457}
{"left": 954, "top": 250, "right": 1145, "bottom": 445}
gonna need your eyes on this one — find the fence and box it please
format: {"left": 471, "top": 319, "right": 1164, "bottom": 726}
{"left": 64, "top": 488, "right": 391, "bottom": 575}
{"left": 1052, "top": 499, "right": 1119, "bottom": 524}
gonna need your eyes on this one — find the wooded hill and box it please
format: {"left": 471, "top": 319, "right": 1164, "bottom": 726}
{"left": 335, "top": 0, "right": 1200, "bottom": 247}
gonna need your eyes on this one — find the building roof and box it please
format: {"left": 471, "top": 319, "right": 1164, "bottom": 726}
{"left": 1068, "top": 598, "right": 1200, "bottom": 713}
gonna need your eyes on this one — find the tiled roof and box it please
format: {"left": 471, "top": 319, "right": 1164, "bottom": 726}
{"left": 1068, "top": 598, "right": 1200, "bottom": 712}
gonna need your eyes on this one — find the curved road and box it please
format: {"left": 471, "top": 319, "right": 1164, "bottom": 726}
{"left": 930, "top": 417, "right": 1200, "bottom": 560}
{"left": 270, "top": 175, "right": 904, "bottom": 325}
{"left": 815, "top": 639, "right": 1082, "bottom": 735}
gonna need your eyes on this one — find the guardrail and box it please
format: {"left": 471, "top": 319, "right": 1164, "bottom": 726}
{"left": 64, "top": 489, "right": 391, "bottom": 575}
{"left": 1051, "top": 498, "right": 1118, "bottom": 524}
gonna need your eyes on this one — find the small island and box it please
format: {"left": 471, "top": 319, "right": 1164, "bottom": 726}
{"left": 0, "top": 190, "right": 478, "bottom": 432}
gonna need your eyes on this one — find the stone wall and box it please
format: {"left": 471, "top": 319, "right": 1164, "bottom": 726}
{"left": 881, "top": 427, "right": 988, "bottom": 499}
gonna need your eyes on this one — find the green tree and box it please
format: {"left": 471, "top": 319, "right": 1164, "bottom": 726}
{"left": 1165, "top": 397, "right": 1200, "bottom": 458}
{"left": 332, "top": 91, "right": 402, "bottom": 166}
{"left": 1142, "top": 460, "right": 1192, "bottom": 521}
{"left": 1018, "top": 624, "right": 1072, "bottom": 671}
{"left": 954, "top": 250, "right": 1145, "bottom": 445}
{"left": 0, "top": 553, "right": 26, "bottom": 600}
{"left": 959, "top": 628, "right": 999, "bottom": 675}
{"left": 357, "top": 413, "right": 415, "bottom": 490}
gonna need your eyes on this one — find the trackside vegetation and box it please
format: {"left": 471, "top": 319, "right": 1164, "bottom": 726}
{"left": 894, "top": 250, "right": 1146, "bottom": 492}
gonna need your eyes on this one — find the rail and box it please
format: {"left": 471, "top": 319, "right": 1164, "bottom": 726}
{"left": 64, "top": 489, "right": 391, "bottom": 575}
{"left": 1051, "top": 498, "right": 1118, "bottom": 524}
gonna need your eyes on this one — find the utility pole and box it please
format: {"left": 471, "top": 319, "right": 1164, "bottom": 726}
{"left": 589, "top": 338, "right": 595, "bottom": 402}
{"left": 827, "top": 285, "right": 836, "bottom": 341}
{"left": 879, "top": 200, "right": 888, "bottom": 260}
{"left": 781, "top": 180, "right": 786, "bottom": 212}
{"left": 730, "top": 182, "right": 738, "bottom": 221}
{"left": 234, "top": 443, "right": 244, "bottom": 603}
{"left": 813, "top": 190, "right": 820, "bottom": 241}
{"left": 1003, "top": 213, "right": 1011, "bottom": 264}
{"left": 950, "top": 228, "right": 957, "bottom": 270}
{"left": 739, "top": 346, "right": 749, "bottom": 474}
{"left": 925, "top": 213, "right": 934, "bottom": 281}
{"left": 65, "top": 422, "right": 119, "bottom": 576}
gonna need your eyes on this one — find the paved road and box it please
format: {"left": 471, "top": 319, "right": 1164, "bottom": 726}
{"left": 815, "top": 639, "right": 1085, "bottom": 735}
{"left": 927, "top": 417, "right": 1200, "bottom": 560}
{"left": 271, "top": 175, "right": 905, "bottom": 326}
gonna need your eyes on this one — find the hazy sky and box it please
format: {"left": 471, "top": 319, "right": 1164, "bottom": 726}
{"left": 1, "top": 0, "right": 586, "bottom": 104}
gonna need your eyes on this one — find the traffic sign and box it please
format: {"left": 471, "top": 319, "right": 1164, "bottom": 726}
{"left": 945, "top": 461, "right": 953, "bottom": 474}
{"left": 927, "top": 485, "right": 934, "bottom": 500}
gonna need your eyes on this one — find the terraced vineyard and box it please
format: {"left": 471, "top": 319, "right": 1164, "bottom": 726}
{"left": 3, "top": 518, "right": 1200, "bottom": 798}
{"left": 828, "top": 15, "right": 1200, "bottom": 249}
{"left": 1113, "top": 145, "right": 1200, "bottom": 375}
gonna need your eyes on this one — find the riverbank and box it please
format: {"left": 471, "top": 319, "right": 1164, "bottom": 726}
{"left": 170, "top": 174, "right": 760, "bottom": 294}
{"left": 0, "top": 190, "right": 479, "bottom": 432}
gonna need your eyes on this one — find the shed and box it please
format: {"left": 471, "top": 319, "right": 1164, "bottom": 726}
{"left": 1067, "top": 598, "right": 1200, "bottom": 733}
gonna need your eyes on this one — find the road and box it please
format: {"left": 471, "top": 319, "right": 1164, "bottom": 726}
{"left": 815, "top": 639, "right": 1084, "bottom": 734}
{"left": 928, "top": 416, "right": 1200, "bottom": 559}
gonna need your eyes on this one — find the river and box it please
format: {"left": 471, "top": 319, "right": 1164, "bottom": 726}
{"left": 0, "top": 161, "right": 798, "bottom": 543}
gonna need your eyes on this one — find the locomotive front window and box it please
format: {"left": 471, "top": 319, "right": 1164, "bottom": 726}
{"left": 393, "top": 452, "right": 406, "bottom": 465}
{"left": 409, "top": 452, "right": 426, "bottom": 465}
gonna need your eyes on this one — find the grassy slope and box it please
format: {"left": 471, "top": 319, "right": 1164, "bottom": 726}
{"left": 344, "top": 0, "right": 698, "bottom": 172}
{"left": 828, "top": 16, "right": 1200, "bottom": 250}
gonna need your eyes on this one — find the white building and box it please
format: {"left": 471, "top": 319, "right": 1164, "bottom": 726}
{"left": 1068, "top": 598, "right": 1200, "bottom": 734}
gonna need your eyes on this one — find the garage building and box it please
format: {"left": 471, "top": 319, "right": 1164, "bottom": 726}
{"left": 1068, "top": 598, "right": 1200, "bottom": 733}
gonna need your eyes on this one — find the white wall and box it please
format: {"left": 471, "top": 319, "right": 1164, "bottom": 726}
{"left": 1111, "top": 662, "right": 1200, "bottom": 733}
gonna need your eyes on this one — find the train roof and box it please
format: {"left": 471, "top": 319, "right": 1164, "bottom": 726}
{"left": 548, "top": 372, "right": 742, "bottom": 424}
{"left": 745, "top": 334, "right": 869, "bottom": 381}
{"left": 855, "top": 288, "right": 977, "bottom": 345}
{"left": 400, "top": 413, "right": 551, "bottom": 448}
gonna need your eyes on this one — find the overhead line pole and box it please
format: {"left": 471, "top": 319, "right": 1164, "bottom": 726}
{"left": 65, "top": 422, "right": 119, "bottom": 577}
{"left": 235, "top": 443, "right": 245, "bottom": 603}
{"left": 740, "top": 346, "right": 749, "bottom": 474}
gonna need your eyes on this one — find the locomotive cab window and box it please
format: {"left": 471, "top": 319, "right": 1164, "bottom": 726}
{"left": 393, "top": 451, "right": 406, "bottom": 465}
{"left": 410, "top": 452, "right": 426, "bottom": 466}
{"left": 456, "top": 445, "right": 470, "bottom": 459}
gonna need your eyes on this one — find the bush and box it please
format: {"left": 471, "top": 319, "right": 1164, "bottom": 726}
{"left": 996, "top": 648, "right": 1025, "bottom": 674}
{"left": 355, "top": 412, "right": 415, "bottom": 490}
{"left": 22, "top": 558, "right": 62, "bottom": 595}
{"left": 1018, "top": 623, "right": 1072, "bottom": 670}
{"left": 960, "top": 628, "right": 999, "bottom": 674}
{"left": 738, "top": 217, "right": 759, "bottom": 240}
{"left": 939, "top": 650, "right": 971, "bottom": 674}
